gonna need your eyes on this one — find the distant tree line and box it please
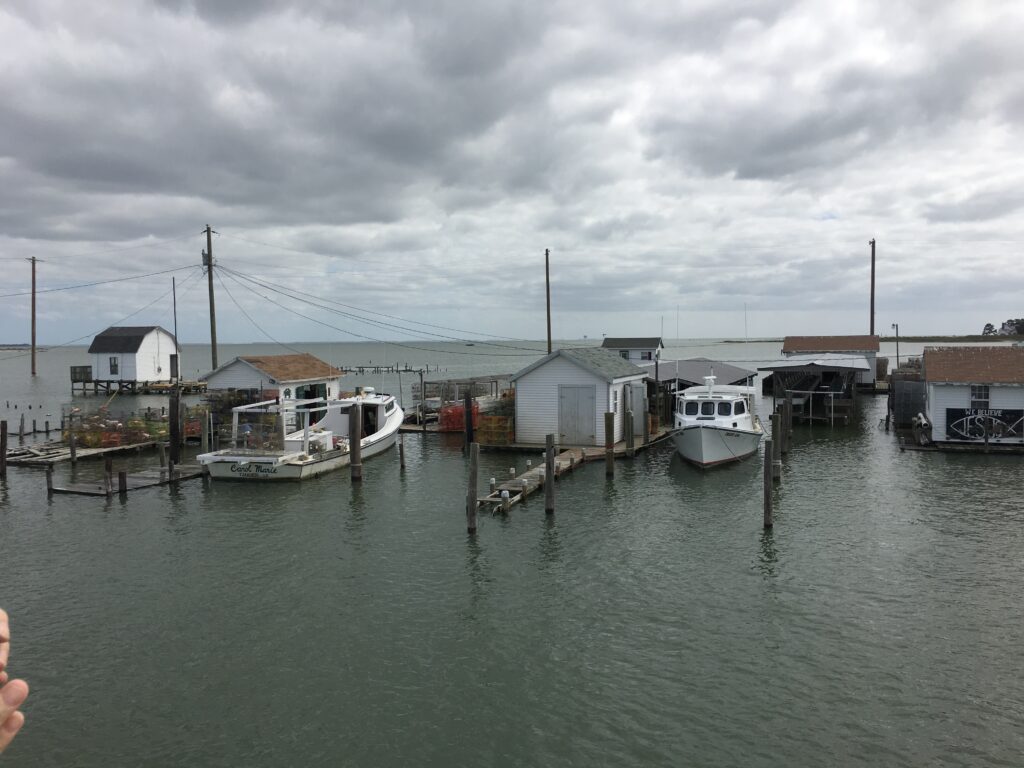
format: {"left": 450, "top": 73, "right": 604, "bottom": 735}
{"left": 982, "top": 319, "right": 1024, "bottom": 335}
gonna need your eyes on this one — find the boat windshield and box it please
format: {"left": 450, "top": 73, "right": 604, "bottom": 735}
{"left": 734, "top": 400, "right": 746, "bottom": 415}
{"left": 684, "top": 401, "right": 699, "bottom": 416}
{"left": 717, "top": 402, "right": 731, "bottom": 416}
{"left": 701, "top": 402, "right": 715, "bottom": 416}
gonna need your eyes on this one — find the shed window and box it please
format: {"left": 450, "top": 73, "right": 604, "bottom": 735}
{"left": 970, "top": 385, "right": 990, "bottom": 410}
{"left": 717, "top": 402, "right": 732, "bottom": 416}
{"left": 700, "top": 402, "right": 715, "bottom": 416}
{"left": 612, "top": 390, "right": 619, "bottom": 413}
{"left": 684, "top": 401, "right": 698, "bottom": 416}
{"left": 619, "top": 351, "right": 629, "bottom": 359}
{"left": 641, "top": 351, "right": 653, "bottom": 361}
{"left": 109, "top": 357, "right": 118, "bottom": 375}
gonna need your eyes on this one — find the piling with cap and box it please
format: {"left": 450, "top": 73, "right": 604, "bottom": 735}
{"left": 544, "top": 433, "right": 555, "bottom": 514}
{"left": 605, "top": 412, "right": 615, "bottom": 477}
{"left": 350, "top": 401, "right": 363, "bottom": 482}
{"left": 763, "top": 438, "right": 773, "bottom": 528}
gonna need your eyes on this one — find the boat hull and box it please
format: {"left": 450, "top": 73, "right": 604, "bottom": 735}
{"left": 672, "top": 424, "right": 761, "bottom": 468}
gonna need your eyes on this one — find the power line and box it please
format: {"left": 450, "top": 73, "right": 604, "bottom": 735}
{"left": 217, "top": 269, "right": 540, "bottom": 357}
{"left": 0, "top": 268, "right": 203, "bottom": 362}
{"left": 214, "top": 269, "right": 307, "bottom": 356}
{"left": 0, "top": 264, "right": 196, "bottom": 298}
{"left": 218, "top": 263, "right": 542, "bottom": 348}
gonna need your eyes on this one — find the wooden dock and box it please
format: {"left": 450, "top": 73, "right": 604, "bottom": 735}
{"left": 48, "top": 464, "right": 205, "bottom": 497}
{"left": 477, "top": 448, "right": 586, "bottom": 512}
{"left": 5, "top": 439, "right": 160, "bottom": 466}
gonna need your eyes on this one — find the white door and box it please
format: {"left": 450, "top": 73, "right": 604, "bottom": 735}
{"left": 558, "top": 385, "right": 596, "bottom": 445}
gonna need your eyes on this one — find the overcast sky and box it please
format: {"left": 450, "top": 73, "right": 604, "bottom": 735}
{"left": 2, "top": 0, "right": 1022, "bottom": 347}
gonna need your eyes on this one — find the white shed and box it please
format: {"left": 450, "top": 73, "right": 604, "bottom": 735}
{"left": 601, "top": 337, "right": 664, "bottom": 362}
{"left": 924, "top": 346, "right": 1024, "bottom": 445}
{"left": 511, "top": 347, "right": 647, "bottom": 446}
{"left": 87, "top": 326, "right": 179, "bottom": 383}
{"left": 203, "top": 353, "right": 344, "bottom": 400}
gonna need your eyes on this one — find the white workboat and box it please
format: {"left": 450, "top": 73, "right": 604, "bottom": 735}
{"left": 197, "top": 390, "right": 404, "bottom": 481}
{"left": 672, "top": 376, "right": 763, "bottom": 468}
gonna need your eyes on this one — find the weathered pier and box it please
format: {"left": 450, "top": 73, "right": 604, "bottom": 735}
{"left": 4, "top": 439, "right": 160, "bottom": 466}
{"left": 476, "top": 446, "right": 586, "bottom": 514}
{"left": 46, "top": 461, "right": 204, "bottom": 497}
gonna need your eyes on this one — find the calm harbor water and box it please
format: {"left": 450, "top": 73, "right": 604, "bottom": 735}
{"left": 2, "top": 340, "right": 1023, "bottom": 766}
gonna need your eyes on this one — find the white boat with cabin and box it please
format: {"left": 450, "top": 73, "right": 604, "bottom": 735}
{"left": 672, "top": 376, "right": 764, "bottom": 468}
{"left": 197, "top": 390, "right": 403, "bottom": 481}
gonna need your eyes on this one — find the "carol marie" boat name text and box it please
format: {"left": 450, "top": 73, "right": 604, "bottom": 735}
{"left": 230, "top": 463, "right": 278, "bottom": 475}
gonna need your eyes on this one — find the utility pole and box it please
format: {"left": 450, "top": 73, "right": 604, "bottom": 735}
{"left": 869, "top": 238, "right": 876, "bottom": 336}
{"left": 29, "top": 256, "right": 37, "bottom": 376}
{"left": 172, "top": 276, "right": 180, "bottom": 383}
{"left": 203, "top": 224, "right": 218, "bottom": 369}
{"left": 545, "top": 248, "right": 552, "bottom": 353}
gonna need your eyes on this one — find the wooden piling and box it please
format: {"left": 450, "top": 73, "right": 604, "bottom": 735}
{"left": 501, "top": 490, "right": 511, "bottom": 513}
{"left": 104, "top": 457, "right": 114, "bottom": 498}
{"left": 466, "top": 442, "right": 479, "bottom": 534}
{"left": 399, "top": 435, "right": 406, "bottom": 469}
{"left": 201, "top": 410, "right": 210, "bottom": 452}
{"left": 158, "top": 441, "right": 166, "bottom": 468}
{"left": 45, "top": 464, "right": 53, "bottom": 495}
{"left": 489, "top": 477, "right": 496, "bottom": 494}
{"left": 32, "top": 419, "right": 37, "bottom": 435}
{"left": 763, "top": 439, "right": 773, "bottom": 528}
{"left": 169, "top": 390, "right": 181, "bottom": 464}
{"left": 544, "top": 433, "right": 555, "bottom": 514}
{"left": 350, "top": 402, "right": 363, "bottom": 483}
{"left": 625, "top": 410, "right": 635, "bottom": 458}
{"left": 0, "top": 420, "right": 7, "bottom": 479}
{"left": 770, "top": 412, "right": 782, "bottom": 483}
{"left": 118, "top": 471, "right": 128, "bottom": 496}
{"left": 19, "top": 413, "right": 25, "bottom": 437}
{"left": 45, "top": 420, "right": 50, "bottom": 435}
{"left": 605, "top": 412, "right": 615, "bottom": 477}
{"left": 69, "top": 432, "right": 77, "bottom": 464}
{"left": 463, "top": 391, "right": 474, "bottom": 448}
{"left": 168, "top": 460, "right": 176, "bottom": 483}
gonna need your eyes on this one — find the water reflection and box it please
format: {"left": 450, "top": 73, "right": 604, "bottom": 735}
{"left": 756, "top": 529, "right": 779, "bottom": 579}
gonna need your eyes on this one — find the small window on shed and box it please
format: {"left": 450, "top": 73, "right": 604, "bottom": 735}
{"left": 970, "top": 385, "right": 990, "bottom": 410}
{"left": 700, "top": 401, "right": 715, "bottom": 416}
{"left": 641, "top": 351, "right": 653, "bottom": 361}
{"left": 109, "top": 357, "right": 118, "bottom": 375}
{"left": 284, "top": 388, "right": 292, "bottom": 399}
{"left": 717, "top": 402, "right": 732, "bottom": 416}
{"left": 619, "top": 351, "right": 629, "bottom": 359}
{"left": 684, "top": 401, "right": 698, "bottom": 416}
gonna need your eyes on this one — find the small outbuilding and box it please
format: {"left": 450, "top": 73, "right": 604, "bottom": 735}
{"left": 87, "top": 326, "right": 179, "bottom": 385}
{"left": 203, "top": 353, "right": 344, "bottom": 400}
{"left": 511, "top": 347, "right": 647, "bottom": 446}
{"left": 924, "top": 346, "right": 1024, "bottom": 446}
{"left": 782, "top": 335, "right": 880, "bottom": 386}
{"left": 601, "top": 337, "right": 664, "bottom": 362}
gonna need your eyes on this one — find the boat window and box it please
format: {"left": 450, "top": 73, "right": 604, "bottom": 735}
{"left": 734, "top": 400, "right": 746, "bottom": 415}
{"left": 700, "top": 402, "right": 716, "bottom": 416}
{"left": 385, "top": 401, "right": 395, "bottom": 413}
{"left": 717, "top": 402, "right": 732, "bottom": 416}
{"left": 684, "top": 401, "right": 698, "bottom": 415}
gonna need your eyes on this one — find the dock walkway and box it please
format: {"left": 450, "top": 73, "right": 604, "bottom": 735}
{"left": 48, "top": 464, "right": 204, "bottom": 497}
{"left": 5, "top": 439, "right": 159, "bottom": 466}
{"left": 478, "top": 448, "right": 585, "bottom": 511}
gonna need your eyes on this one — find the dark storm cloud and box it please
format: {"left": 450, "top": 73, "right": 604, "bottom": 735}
{"left": 0, "top": 0, "right": 1022, "bottom": 341}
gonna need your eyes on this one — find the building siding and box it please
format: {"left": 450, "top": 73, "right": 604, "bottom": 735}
{"left": 89, "top": 329, "right": 176, "bottom": 382}
{"left": 514, "top": 356, "right": 646, "bottom": 446}
{"left": 205, "top": 360, "right": 341, "bottom": 396}
{"left": 928, "top": 383, "right": 1024, "bottom": 443}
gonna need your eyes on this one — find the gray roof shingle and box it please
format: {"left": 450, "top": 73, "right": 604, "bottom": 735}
{"left": 512, "top": 347, "right": 646, "bottom": 382}
{"left": 87, "top": 326, "right": 175, "bottom": 354}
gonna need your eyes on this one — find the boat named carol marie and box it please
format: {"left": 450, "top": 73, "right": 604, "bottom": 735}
{"left": 672, "top": 376, "right": 763, "bottom": 468}
{"left": 197, "top": 390, "right": 403, "bottom": 481}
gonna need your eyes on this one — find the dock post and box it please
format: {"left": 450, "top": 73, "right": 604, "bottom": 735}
{"left": 32, "top": 419, "right": 37, "bottom": 435}
{"left": 45, "top": 464, "right": 53, "bottom": 495}
{"left": 118, "top": 471, "right": 128, "bottom": 496}
{"left": 466, "top": 442, "right": 479, "bottom": 534}
{"left": 501, "top": 490, "right": 510, "bottom": 513}
{"left": 45, "top": 420, "right": 50, "bottom": 436}
{"left": 625, "top": 410, "right": 635, "bottom": 457}
{"left": 544, "top": 433, "right": 555, "bottom": 514}
{"left": 605, "top": 412, "right": 615, "bottom": 477}
{"left": 770, "top": 412, "right": 782, "bottom": 483}
{"left": 489, "top": 477, "right": 496, "bottom": 494}
{"left": 463, "top": 391, "right": 474, "bottom": 450}
{"left": 104, "top": 457, "right": 114, "bottom": 498}
{"left": 763, "top": 439, "right": 773, "bottom": 528}
{"left": 0, "top": 420, "right": 7, "bottom": 479}
{"left": 350, "top": 402, "right": 363, "bottom": 483}
{"left": 399, "top": 435, "right": 406, "bottom": 469}
{"left": 419, "top": 370, "right": 426, "bottom": 433}
{"left": 69, "top": 432, "right": 77, "bottom": 464}
{"left": 158, "top": 441, "right": 167, "bottom": 467}
{"left": 201, "top": 410, "right": 209, "bottom": 453}
{"left": 642, "top": 399, "right": 650, "bottom": 447}
{"left": 19, "top": 413, "right": 25, "bottom": 438}
{"left": 509, "top": 467, "right": 515, "bottom": 480}
{"left": 169, "top": 389, "right": 181, "bottom": 464}
{"left": 168, "top": 459, "right": 175, "bottom": 483}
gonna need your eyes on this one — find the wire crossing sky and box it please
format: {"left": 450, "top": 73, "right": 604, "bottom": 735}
{"left": 1, "top": 1, "right": 1023, "bottom": 344}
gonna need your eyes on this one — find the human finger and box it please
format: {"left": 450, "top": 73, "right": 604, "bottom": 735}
{"left": 0, "top": 709, "right": 26, "bottom": 753}
{"left": 0, "top": 680, "right": 29, "bottom": 726}
{"left": 0, "top": 608, "right": 8, "bottom": 673}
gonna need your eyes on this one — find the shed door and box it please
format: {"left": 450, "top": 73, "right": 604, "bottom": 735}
{"left": 558, "top": 385, "right": 596, "bottom": 445}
